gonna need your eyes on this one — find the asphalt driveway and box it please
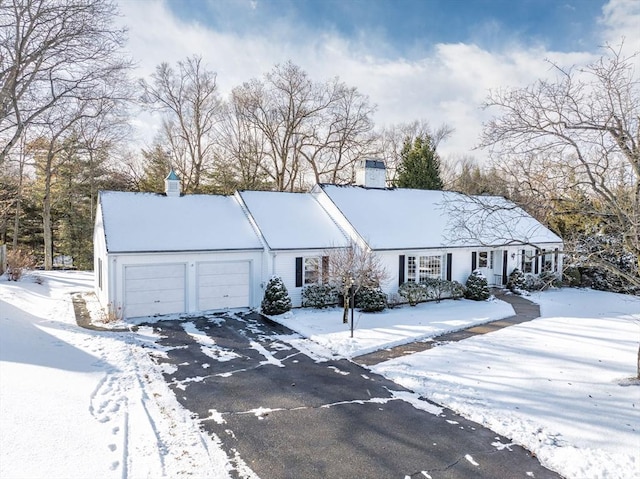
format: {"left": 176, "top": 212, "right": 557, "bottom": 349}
{"left": 145, "top": 311, "right": 561, "bottom": 479}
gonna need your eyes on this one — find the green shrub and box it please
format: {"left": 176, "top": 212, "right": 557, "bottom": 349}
{"left": 261, "top": 276, "right": 292, "bottom": 315}
{"left": 450, "top": 281, "right": 466, "bottom": 299}
{"left": 398, "top": 281, "right": 427, "bottom": 306}
{"left": 465, "top": 270, "right": 490, "bottom": 301}
{"left": 302, "top": 284, "right": 339, "bottom": 308}
{"left": 506, "top": 268, "right": 525, "bottom": 293}
{"left": 355, "top": 286, "right": 387, "bottom": 312}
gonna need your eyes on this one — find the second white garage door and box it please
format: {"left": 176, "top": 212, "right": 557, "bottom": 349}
{"left": 197, "top": 261, "right": 250, "bottom": 310}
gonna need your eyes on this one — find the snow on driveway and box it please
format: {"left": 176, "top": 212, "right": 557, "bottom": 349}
{"left": 0, "top": 272, "right": 239, "bottom": 479}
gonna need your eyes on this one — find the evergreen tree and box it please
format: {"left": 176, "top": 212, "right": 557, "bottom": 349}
{"left": 465, "top": 270, "right": 490, "bottom": 300}
{"left": 396, "top": 134, "right": 443, "bottom": 190}
{"left": 261, "top": 276, "right": 292, "bottom": 315}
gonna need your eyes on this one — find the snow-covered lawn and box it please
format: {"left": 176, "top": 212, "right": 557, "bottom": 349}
{"left": 0, "top": 271, "right": 240, "bottom": 479}
{"left": 271, "top": 297, "right": 515, "bottom": 358}
{"left": 2, "top": 271, "right": 638, "bottom": 479}
{"left": 371, "top": 289, "right": 640, "bottom": 479}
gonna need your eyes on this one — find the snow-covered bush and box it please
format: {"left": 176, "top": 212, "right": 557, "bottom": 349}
{"left": 450, "top": 281, "right": 466, "bottom": 300}
{"left": 563, "top": 267, "right": 581, "bottom": 287}
{"left": 261, "top": 276, "right": 292, "bottom": 315}
{"left": 465, "top": 270, "right": 490, "bottom": 301}
{"left": 355, "top": 286, "right": 387, "bottom": 312}
{"left": 506, "top": 268, "right": 525, "bottom": 293}
{"left": 301, "top": 284, "right": 338, "bottom": 309}
{"left": 5, "top": 249, "right": 36, "bottom": 281}
{"left": 421, "top": 277, "right": 450, "bottom": 302}
{"left": 523, "top": 272, "right": 560, "bottom": 291}
{"left": 398, "top": 281, "right": 427, "bottom": 306}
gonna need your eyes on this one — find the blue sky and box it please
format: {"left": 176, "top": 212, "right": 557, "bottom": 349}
{"left": 165, "top": 0, "right": 606, "bottom": 55}
{"left": 119, "top": 0, "right": 638, "bottom": 160}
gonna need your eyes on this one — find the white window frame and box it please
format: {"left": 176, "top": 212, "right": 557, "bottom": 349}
{"left": 407, "top": 255, "right": 442, "bottom": 282}
{"left": 521, "top": 249, "right": 535, "bottom": 273}
{"left": 304, "top": 257, "right": 320, "bottom": 285}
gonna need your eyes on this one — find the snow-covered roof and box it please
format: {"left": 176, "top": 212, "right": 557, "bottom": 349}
{"left": 238, "top": 190, "right": 349, "bottom": 250}
{"left": 99, "top": 191, "right": 263, "bottom": 253}
{"left": 319, "top": 185, "right": 562, "bottom": 250}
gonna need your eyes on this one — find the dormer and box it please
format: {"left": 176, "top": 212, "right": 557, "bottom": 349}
{"left": 165, "top": 169, "right": 181, "bottom": 197}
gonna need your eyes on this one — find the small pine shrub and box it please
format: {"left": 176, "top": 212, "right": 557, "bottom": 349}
{"left": 506, "top": 268, "right": 525, "bottom": 293}
{"left": 465, "top": 270, "right": 490, "bottom": 301}
{"left": 6, "top": 249, "right": 36, "bottom": 281}
{"left": 261, "top": 276, "right": 292, "bottom": 315}
{"left": 302, "top": 284, "right": 338, "bottom": 309}
{"left": 398, "top": 281, "right": 427, "bottom": 306}
{"left": 355, "top": 286, "right": 387, "bottom": 312}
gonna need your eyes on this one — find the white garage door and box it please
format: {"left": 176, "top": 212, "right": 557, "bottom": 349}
{"left": 124, "top": 264, "right": 186, "bottom": 318}
{"left": 197, "top": 261, "right": 250, "bottom": 311}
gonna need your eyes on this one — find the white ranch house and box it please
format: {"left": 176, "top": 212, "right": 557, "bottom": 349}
{"left": 94, "top": 162, "right": 563, "bottom": 318}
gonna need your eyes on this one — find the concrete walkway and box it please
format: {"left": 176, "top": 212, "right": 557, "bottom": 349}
{"left": 355, "top": 291, "right": 541, "bottom": 367}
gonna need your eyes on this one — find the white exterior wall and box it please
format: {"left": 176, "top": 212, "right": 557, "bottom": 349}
{"left": 270, "top": 249, "right": 340, "bottom": 308}
{"left": 102, "top": 250, "right": 263, "bottom": 318}
{"left": 93, "top": 202, "right": 110, "bottom": 308}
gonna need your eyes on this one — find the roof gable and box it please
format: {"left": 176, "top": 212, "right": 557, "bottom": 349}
{"left": 99, "top": 191, "right": 262, "bottom": 253}
{"left": 238, "top": 190, "right": 349, "bottom": 250}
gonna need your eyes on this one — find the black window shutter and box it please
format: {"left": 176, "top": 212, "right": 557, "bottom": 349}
{"left": 295, "top": 257, "right": 303, "bottom": 287}
{"left": 534, "top": 249, "right": 540, "bottom": 274}
{"left": 502, "top": 251, "right": 508, "bottom": 285}
{"left": 398, "top": 255, "right": 405, "bottom": 286}
{"left": 446, "top": 253, "right": 452, "bottom": 281}
{"left": 521, "top": 249, "right": 525, "bottom": 270}
{"left": 471, "top": 251, "right": 477, "bottom": 272}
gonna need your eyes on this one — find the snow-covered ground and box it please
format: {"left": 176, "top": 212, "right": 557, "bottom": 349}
{"left": 272, "top": 297, "right": 515, "bottom": 358}
{"left": 2, "top": 271, "right": 638, "bottom": 479}
{"left": 370, "top": 289, "right": 640, "bottom": 479}
{"left": 0, "top": 271, "right": 240, "bottom": 479}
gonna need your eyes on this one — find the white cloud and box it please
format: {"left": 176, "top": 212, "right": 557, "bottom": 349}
{"left": 117, "top": 0, "right": 637, "bottom": 162}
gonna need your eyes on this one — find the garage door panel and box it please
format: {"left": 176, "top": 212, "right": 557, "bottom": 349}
{"left": 125, "top": 264, "right": 184, "bottom": 281}
{"left": 197, "top": 261, "right": 250, "bottom": 311}
{"left": 198, "top": 272, "right": 250, "bottom": 287}
{"left": 199, "top": 262, "right": 249, "bottom": 276}
{"left": 125, "top": 277, "right": 185, "bottom": 293}
{"left": 126, "top": 288, "right": 185, "bottom": 304}
{"left": 125, "top": 264, "right": 186, "bottom": 318}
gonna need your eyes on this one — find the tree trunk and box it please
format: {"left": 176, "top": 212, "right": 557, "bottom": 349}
{"left": 342, "top": 285, "right": 349, "bottom": 324}
{"left": 43, "top": 152, "right": 54, "bottom": 270}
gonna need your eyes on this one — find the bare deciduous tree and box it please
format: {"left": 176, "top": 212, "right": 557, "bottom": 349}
{"left": 0, "top": 0, "right": 130, "bottom": 165}
{"left": 480, "top": 44, "right": 639, "bottom": 288}
{"left": 140, "top": 56, "right": 222, "bottom": 193}
{"left": 325, "top": 242, "right": 388, "bottom": 325}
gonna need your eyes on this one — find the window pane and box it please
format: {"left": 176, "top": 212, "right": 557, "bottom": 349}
{"left": 478, "top": 251, "right": 488, "bottom": 268}
{"left": 419, "top": 255, "right": 441, "bottom": 280}
{"left": 407, "top": 256, "right": 416, "bottom": 282}
{"left": 304, "top": 257, "right": 320, "bottom": 285}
